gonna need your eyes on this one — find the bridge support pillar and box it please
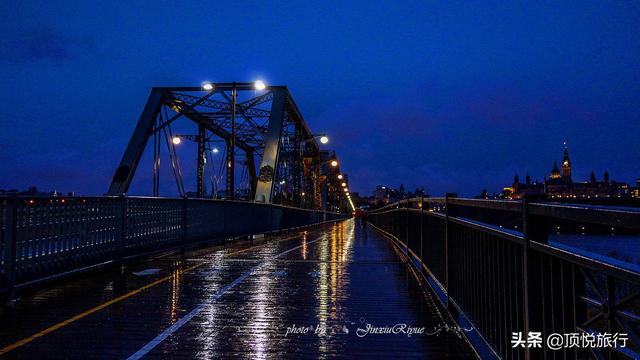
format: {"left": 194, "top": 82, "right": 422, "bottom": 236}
{"left": 254, "top": 88, "right": 287, "bottom": 203}
{"left": 246, "top": 150, "right": 257, "bottom": 200}
{"left": 108, "top": 88, "right": 165, "bottom": 195}
{"left": 521, "top": 193, "right": 548, "bottom": 360}
{"left": 196, "top": 124, "right": 206, "bottom": 198}
{"left": 226, "top": 138, "right": 234, "bottom": 200}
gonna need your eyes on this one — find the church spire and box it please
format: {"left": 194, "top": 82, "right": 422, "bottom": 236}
{"left": 561, "top": 144, "right": 572, "bottom": 181}
{"left": 550, "top": 160, "right": 560, "bottom": 179}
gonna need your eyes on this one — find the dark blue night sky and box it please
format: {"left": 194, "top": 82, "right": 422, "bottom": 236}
{"left": 1, "top": 1, "right": 639, "bottom": 197}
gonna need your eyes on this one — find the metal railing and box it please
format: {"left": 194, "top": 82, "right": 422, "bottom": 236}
{"left": 367, "top": 195, "right": 640, "bottom": 360}
{"left": 0, "top": 196, "right": 347, "bottom": 292}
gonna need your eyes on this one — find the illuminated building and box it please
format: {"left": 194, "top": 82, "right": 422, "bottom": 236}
{"left": 503, "top": 145, "right": 631, "bottom": 199}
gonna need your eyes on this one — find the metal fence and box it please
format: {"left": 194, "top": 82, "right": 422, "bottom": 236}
{"left": 367, "top": 195, "right": 640, "bottom": 360}
{"left": 0, "top": 196, "right": 347, "bottom": 292}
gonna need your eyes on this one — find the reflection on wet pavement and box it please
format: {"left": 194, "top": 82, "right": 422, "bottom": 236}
{"left": 0, "top": 219, "right": 473, "bottom": 359}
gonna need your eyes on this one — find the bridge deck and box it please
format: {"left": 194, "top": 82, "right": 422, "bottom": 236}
{"left": 0, "top": 220, "right": 473, "bottom": 359}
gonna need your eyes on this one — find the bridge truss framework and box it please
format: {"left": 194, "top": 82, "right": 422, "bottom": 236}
{"left": 107, "top": 83, "right": 327, "bottom": 210}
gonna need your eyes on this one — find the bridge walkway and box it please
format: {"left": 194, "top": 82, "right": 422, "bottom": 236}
{"left": 0, "top": 219, "right": 473, "bottom": 359}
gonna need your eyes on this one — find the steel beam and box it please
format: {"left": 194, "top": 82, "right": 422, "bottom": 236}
{"left": 196, "top": 124, "right": 206, "bottom": 198}
{"left": 229, "top": 83, "right": 237, "bottom": 200}
{"left": 108, "top": 88, "right": 165, "bottom": 195}
{"left": 226, "top": 138, "right": 233, "bottom": 199}
{"left": 246, "top": 150, "right": 257, "bottom": 199}
{"left": 163, "top": 92, "right": 254, "bottom": 153}
{"left": 254, "top": 88, "right": 287, "bottom": 203}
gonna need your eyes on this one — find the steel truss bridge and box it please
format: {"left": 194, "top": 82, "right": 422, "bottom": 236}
{"left": 0, "top": 84, "right": 639, "bottom": 359}
{"left": 108, "top": 83, "right": 350, "bottom": 212}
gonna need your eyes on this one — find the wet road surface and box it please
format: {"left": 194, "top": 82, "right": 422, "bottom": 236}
{"left": 0, "top": 219, "right": 474, "bottom": 359}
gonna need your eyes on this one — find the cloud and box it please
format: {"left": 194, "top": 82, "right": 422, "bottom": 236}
{"left": 0, "top": 26, "right": 94, "bottom": 62}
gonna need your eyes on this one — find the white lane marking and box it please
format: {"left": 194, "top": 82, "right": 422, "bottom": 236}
{"left": 127, "top": 234, "right": 325, "bottom": 360}
{"left": 132, "top": 269, "right": 161, "bottom": 276}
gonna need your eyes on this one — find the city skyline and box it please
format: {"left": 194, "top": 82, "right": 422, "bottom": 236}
{"left": 502, "top": 144, "right": 638, "bottom": 200}
{"left": 361, "top": 144, "right": 639, "bottom": 198}
{"left": 1, "top": 2, "right": 639, "bottom": 197}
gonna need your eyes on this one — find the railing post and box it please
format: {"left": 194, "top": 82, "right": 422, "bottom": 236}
{"left": 116, "top": 194, "right": 127, "bottom": 268}
{"left": 181, "top": 197, "right": 188, "bottom": 254}
{"left": 404, "top": 200, "right": 409, "bottom": 254}
{"left": 444, "top": 193, "right": 457, "bottom": 314}
{"left": 2, "top": 195, "right": 18, "bottom": 296}
{"left": 391, "top": 206, "right": 396, "bottom": 240}
{"left": 606, "top": 275, "right": 617, "bottom": 360}
{"left": 521, "top": 193, "right": 548, "bottom": 360}
{"left": 420, "top": 195, "right": 424, "bottom": 268}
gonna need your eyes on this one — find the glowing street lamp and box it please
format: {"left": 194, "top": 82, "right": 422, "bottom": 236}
{"left": 337, "top": 174, "right": 343, "bottom": 180}
{"left": 330, "top": 160, "right": 338, "bottom": 167}
{"left": 172, "top": 137, "right": 181, "bottom": 145}
{"left": 310, "top": 133, "right": 329, "bottom": 145}
{"left": 202, "top": 82, "right": 214, "bottom": 91}
{"left": 254, "top": 80, "right": 266, "bottom": 91}
{"left": 341, "top": 182, "right": 347, "bottom": 187}
{"left": 343, "top": 188, "right": 348, "bottom": 192}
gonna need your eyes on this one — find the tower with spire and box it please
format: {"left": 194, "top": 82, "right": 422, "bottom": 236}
{"left": 550, "top": 161, "right": 561, "bottom": 179}
{"left": 561, "top": 144, "right": 572, "bottom": 181}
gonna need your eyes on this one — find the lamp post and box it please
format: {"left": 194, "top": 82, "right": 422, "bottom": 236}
{"left": 318, "top": 154, "right": 350, "bottom": 213}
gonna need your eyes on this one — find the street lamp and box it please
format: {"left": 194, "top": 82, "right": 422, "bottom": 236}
{"left": 330, "top": 160, "right": 338, "bottom": 167}
{"left": 309, "top": 134, "right": 329, "bottom": 145}
{"left": 341, "top": 182, "right": 346, "bottom": 187}
{"left": 172, "top": 137, "right": 181, "bottom": 145}
{"left": 337, "top": 174, "right": 343, "bottom": 180}
{"left": 202, "top": 82, "right": 214, "bottom": 91}
{"left": 254, "top": 80, "right": 266, "bottom": 91}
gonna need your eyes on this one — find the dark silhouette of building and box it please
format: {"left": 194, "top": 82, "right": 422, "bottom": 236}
{"left": 503, "top": 145, "right": 633, "bottom": 199}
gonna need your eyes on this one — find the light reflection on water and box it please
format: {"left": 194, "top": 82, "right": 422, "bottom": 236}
{"left": 194, "top": 251, "right": 227, "bottom": 359}
{"left": 302, "top": 232, "right": 308, "bottom": 260}
{"left": 315, "top": 221, "right": 355, "bottom": 355}
{"left": 169, "top": 264, "right": 182, "bottom": 322}
{"left": 247, "top": 267, "right": 273, "bottom": 360}
{"left": 186, "top": 222, "right": 357, "bottom": 358}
